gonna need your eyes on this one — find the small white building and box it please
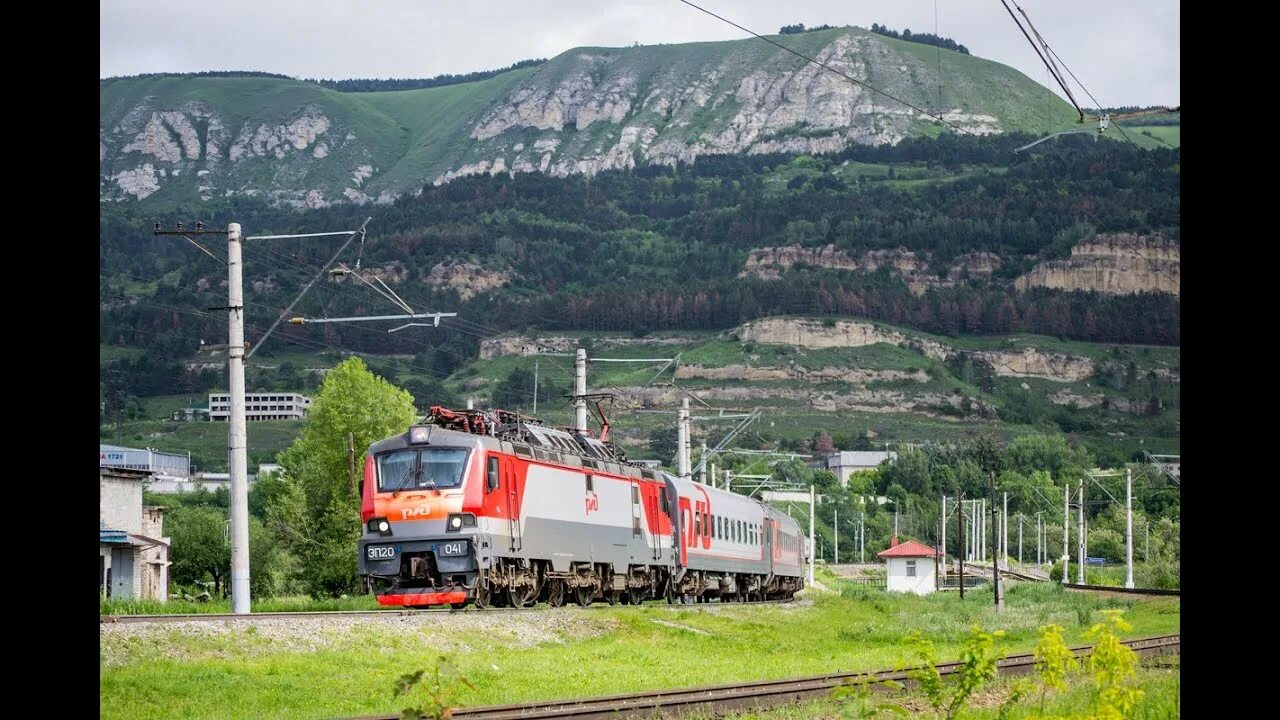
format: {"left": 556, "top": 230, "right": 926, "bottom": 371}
{"left": 822, "top": 451, "right": 896, "bottom": 488}
{"left": 877, "top": 538, "right": 938, "bottom": 595}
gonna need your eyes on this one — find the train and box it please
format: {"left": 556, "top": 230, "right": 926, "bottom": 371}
{"left": 357, "top": 404, "right": 806, "bottom": 608}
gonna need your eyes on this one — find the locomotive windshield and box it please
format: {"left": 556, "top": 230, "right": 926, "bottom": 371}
{"left": 377, "top": 448, "right": 470, "bottom": 492}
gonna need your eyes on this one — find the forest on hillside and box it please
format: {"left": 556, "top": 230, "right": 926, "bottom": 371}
{"left": 100, "top": 133, "right": 1179, "bottom": 402}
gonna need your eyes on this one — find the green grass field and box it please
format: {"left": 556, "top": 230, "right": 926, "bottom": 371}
{"left": 99, "top": 579, "right": 1179, "bottom": 720}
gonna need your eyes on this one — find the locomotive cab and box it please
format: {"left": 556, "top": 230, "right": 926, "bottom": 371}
{"left": 357, "top": 425, "right": 485, "bottom": 607}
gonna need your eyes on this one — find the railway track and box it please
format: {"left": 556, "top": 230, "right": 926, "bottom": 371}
{"left": 1063, "top": 583, "right": 1180, "bottom": 597}
{"left": 100, "top": 598, "right": 794, "bottom": 624}
{"left": 345, "top": 634, "right": 1179, "bottom": 720}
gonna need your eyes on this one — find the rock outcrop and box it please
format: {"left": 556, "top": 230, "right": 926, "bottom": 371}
{"left": 101, "top": 26, "right": 1071, "bottom": 206}
{"left": 1014, "top": 234, "right": 1179, "bottom": 295}
{"left": 740, "top": 246, "right": 1005, "bottom": 295}
{"left": 422, "top": 262, "right": 512, "bottom": 301}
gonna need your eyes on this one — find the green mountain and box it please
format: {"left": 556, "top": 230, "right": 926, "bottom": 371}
{"left": 100, "top": 26, "right": 1077, "bottom": 206}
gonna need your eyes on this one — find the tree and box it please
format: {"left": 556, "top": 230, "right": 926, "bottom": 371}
{"left": 812, "top": 431, "right": 836, "bottom": 456}
{"left": 167, "top": 506, "right": 230, "bottom": 595}
{"left": 648, "top": 425, "right": 679, "bottom": 464}
{"left": 882, "top": 447, "right": 931, "bottom": 495}
{"left": 271, "top": 357, "right": 417, "bottom": 596}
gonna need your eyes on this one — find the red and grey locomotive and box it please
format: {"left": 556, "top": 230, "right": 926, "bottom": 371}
{"left": 358, "top": 405, "right": 806, "bottom": 607}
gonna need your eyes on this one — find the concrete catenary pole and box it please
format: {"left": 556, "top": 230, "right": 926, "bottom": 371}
{"left": 1062, "top": 484, "right": 1070, "bottom": 584}
{"left": 1037, "top": 512, "right": 1042, "bottom": 565}
{"left": 1018, "top": 513, "right": 1023, "bottom": 565}
{"left": 834, "top": 508, "right": 838, "bottom": 564}
{"left": 677, "top": 397, "right": 690, "bottom": 480}
{"left": 808, "top": 485, "right": 816, "bottom": 585}
{"left": 958, "top": 492, "right": 965, "bottom": 598}
{"left": 699, "top": 441, "right": 708, "bottom": 484}
{"left": 979, "top": 499, "right": 985, "bottom": 563}
{"left": 940, "top": 495, "right": 947, "bottom": 573}
{"left": 1002, "top": 491, "right": 1009, "bottom": 570}
{"left": 1077, "top": 478, "right": 1086, "bottom": 584}
{"left": 859, "top": 512, "right": 865, "bottom": 564}
{"left": 226, "top": 222, "right": 251, "bottom": 615}
{"left": 574, "top": 349, "right": 588, "bottom": 432}
{"left": 1125, "top": 467, "right": 1135, "bottom": 588}
{"left": 532, "top": 358, "right": 538, "bottom": 415}
{"left": 990, "top": 473, "right": 1003, "bottom": 609}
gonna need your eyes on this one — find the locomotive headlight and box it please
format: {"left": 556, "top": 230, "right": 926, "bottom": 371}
{"left": 367, "top": 517, "right": 392, "bottom": 535}
{"left": 377, "top": 520, "right": 390, "bottom": 533}
{"left": 446, "top": 513, "right": 476, "bottom": 532}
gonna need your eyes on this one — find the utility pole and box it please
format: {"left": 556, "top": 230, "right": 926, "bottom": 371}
{"left": 860, "top": 512, "right": 865, "bottom": 564}
{"left": 677, "top": 397, "right": 690, "bottom": 480}
{"left": 1124, "top": 467, "right": 1134, "bottom": 588}
{"left": 1036, "top": 512, "right": 1042, "bottom": 565}
{"left": 1002, "top": 491, "right": 1008, "bottom": 570}
{"left": 834, "top": 508, "right": 838, "bottom": 564}
{"left": 979, "top": 499, "right": 985, "bottom": 563}
{"left": 1145, "top": 521, "right": 1150, "bottom": 563}
{"left": 532, "top": 358, "right": 538, "bottom": 415}
{"left": 940, "top": 495, "right": 947, "bottom": 576}
{"left": 990, "top": 473, "right": 1003, "bottom": 609}
{"left": 808, "top": 484, "right": 816, "bottom": 586}
{"left": 574, "top": 349, "right": 588, "bottom": 432}
{"left": 225, "top": 223, "right": 250, "bottom": 614}
{"left": 1077, "top": 478, "right": 1086, "bottom": 585}
{"left": 958, "top": 491, "right": 966, "bottom": 599}
{"left": 699, "top": 441, "right": 708, "bottom": 484}
{"left": 1062, "top": 484, "right": 1070, "bottom": 584}
{"left": 155, "top": 219, "right": 372, "bottom": 615}
{"left": 1018, "top": 513, "right": 1023, "bottom": 565}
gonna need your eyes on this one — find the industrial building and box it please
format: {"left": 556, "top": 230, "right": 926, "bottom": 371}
{"left": 100, "top": 443, "right": 191, "bottom": 479}
{"left": 99, "top": 467, "right": 170, "bottom": 601}
{"left": 208, "top": 392, "right": 312, "bottom": 421}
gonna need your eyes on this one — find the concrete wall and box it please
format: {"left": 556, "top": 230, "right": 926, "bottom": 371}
{"left": 100, "top": 474, "right": 142, "bottom": 534}
{"left": 140, "top": 507, "right": 170, "bottom": 602}
{"left": 886, "top": 556, "right": 936, "bottom": 595}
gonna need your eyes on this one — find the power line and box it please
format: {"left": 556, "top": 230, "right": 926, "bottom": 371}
{"left": 1042, "top": 44, "right": 1139, "bottom": 149}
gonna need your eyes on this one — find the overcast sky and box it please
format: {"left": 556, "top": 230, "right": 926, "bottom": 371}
{"left": 100, "top": 0, "right": 1179, "bottom": 107}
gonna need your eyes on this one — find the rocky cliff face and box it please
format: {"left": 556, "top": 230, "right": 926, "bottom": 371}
{"left": 100, "top": 27, "right": 1073, "bottom": 206}
{"left": 740, "top": 245, "right": 1003, "bottom": 295}
{"left": 422, "top": 262, "right": 512, "bottom": 301}
{"left": 737, "top": 317, "right": 950, "bottom": 360}
{"left": 1014, "top": 234, "right": 1179, "bottom": 295}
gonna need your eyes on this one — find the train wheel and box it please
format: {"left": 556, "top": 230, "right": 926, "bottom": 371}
{"left": 575, "top": 586, "right": 593, "bottom": 607}
{"left": 491, "top": 588, "right": 511, "bottom": 608}
{"left": 513, "top": 583, "right": 538, "bottom": 608}
{"left": 628, "top": 587, "right": 646, "bottom": 606}
{"left": 450, "top": 602, "right": 468, "bottom": 610}
{"left": 548, "top": 580, "right": 567, "bottom": 607}
{"left": 606, "top": 590, "right": 619, "bottom": 606}
{"left": 474, "top": 582, "right": 491, "bottom": 609}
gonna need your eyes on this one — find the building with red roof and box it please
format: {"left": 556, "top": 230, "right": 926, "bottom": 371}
{"left": 877, "top": 536, "right": 938, "bottom": 594}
